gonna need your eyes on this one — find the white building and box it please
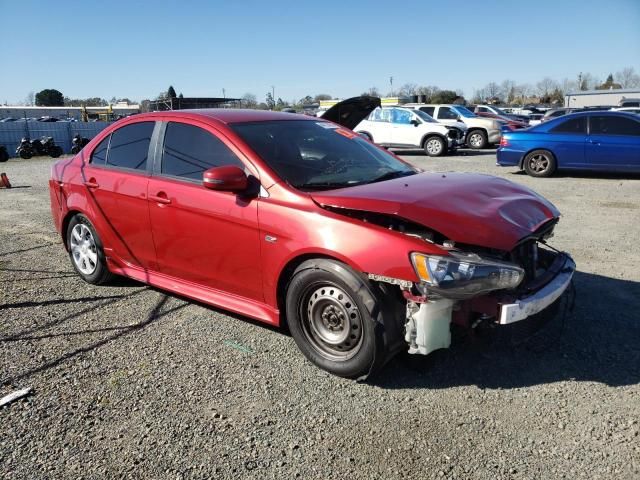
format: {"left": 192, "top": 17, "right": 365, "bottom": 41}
{"left": 0, "top": 102, "right": 140, "bottom": 120}
{"left": 564, "top": 88, "right": 640, "bottom": 108}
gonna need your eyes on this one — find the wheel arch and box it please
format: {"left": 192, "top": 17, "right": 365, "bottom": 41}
{"left": 420, "top": 132, "right": 447, "bottom": 148}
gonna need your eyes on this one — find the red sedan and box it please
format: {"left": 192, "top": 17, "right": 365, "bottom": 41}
{"left": 49, "top": 98, "right": 575, "bottom": 379}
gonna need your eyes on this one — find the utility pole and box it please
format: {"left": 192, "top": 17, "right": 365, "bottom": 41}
{"left": 222, "top": 88, "right": 226, "bottom": 99}
{"left": 389, "top": 76, "right": 393, "bottom": 93}
{"left": 271, "top": 85, "right": 275, "bottom": 101}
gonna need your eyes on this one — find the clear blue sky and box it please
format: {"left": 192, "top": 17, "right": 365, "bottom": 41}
{"left": 1, "top": 0, "right": 639, "bottom": 104}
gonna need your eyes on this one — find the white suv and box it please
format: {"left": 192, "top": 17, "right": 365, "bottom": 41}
{"left": 406, "top": 104, "right": 502, "bottom": 149}
{"left": 354, "top": 107, "right": 467, "bottom": 156}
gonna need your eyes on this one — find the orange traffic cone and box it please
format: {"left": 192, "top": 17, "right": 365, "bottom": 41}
{"left": 0, "top": 173, "right": 11, "bottom": 188}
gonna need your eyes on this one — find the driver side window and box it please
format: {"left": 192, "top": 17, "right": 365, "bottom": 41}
{"left": 437, "top": 107, "right": 458, "bottom": 120}
{"left": 392, "top": 109, "right": 412, "bottom": 125}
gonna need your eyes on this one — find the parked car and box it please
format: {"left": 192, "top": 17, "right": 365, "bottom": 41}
{"left": 613, "top": 107, "right": 640, "bottom": 114}
{"left": 473, "top": 105, "right": 530, "bottom": 123}
{"left": 0, "top": 117, "right": 18, "bottom": 123}
{"left": 405, "top": 104, "right": 502, "bottom": 149}
{"left": 474, "top": 111, "right": 529, "bottom": 131}
{"left": 527, "top": 113, "right": 545, "bottom": 126}
{"left": 618, "top": 98, "right": 640, "bottom": 108}
{"left": 353, "top": 106, "right": 466, "bottom": 156}
{"left": 49, "top": 98, "right": 575, "bottom": 379}
{"left": 497, "top": 111, "right": 640, "bottom": 177}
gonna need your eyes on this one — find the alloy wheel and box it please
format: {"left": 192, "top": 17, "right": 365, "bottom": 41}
{"left": 70, "top": 223, "right": 98, "bottom": 275}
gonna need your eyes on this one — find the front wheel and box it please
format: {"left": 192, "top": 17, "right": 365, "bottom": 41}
{"left": 423, "top": 136, "right": 446, "bottom": 157}
{"left": 18, "top": 148, "right": 32, "bottom": 159}
{"left": 523, "top": 149, "right": 556, "bottom": 177}
{"left": 66, "top": 214, "right": 114, "bottom": 284}
{"left": 286, "top": 260, "right": 388, "bottom": 379}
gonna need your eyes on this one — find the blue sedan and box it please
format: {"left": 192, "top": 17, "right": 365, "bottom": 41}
{"left": 497, "top": 111, "right": 640, "bottom": 177}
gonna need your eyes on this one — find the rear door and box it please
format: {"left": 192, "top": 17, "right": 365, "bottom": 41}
{"left": 363, "top": 108, "right": 393, "bottom": 144}
{"left": 147, "top": 120, "right": 263, "bottom": 301}
{"left": 586, "top": 115, "right": 640, "bottom": 172}
{"left": 82, "top": 121, "right": 157, "bottom": 268}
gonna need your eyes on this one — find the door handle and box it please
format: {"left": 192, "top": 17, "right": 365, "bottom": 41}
{"left": 83, "top": 178, "right": 99, "bottom": 188}
{"left": 588, "top": 139, "right": 600, "bottom": 145}
{"left": 149, "top": 192, "right": 171, "bottom": 205}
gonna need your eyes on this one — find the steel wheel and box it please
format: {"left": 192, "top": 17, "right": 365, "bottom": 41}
{"left": 425, "top": 137, "right": 444, "bottom": 156}
{"left": 301, "top": 284, "right": 364, "bottom": 361}
{"left": 69, "top": 223, "right": 98, "bottom": 275}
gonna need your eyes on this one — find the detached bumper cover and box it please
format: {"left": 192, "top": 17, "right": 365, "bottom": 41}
{"left": 499, "top": 254, "right": 575, "bottom": 325}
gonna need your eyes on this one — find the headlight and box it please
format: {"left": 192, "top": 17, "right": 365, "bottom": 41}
{"left": 411, "top": 251, "right": 524, "bottom": 299}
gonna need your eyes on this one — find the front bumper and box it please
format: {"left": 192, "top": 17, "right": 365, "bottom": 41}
{"left": 498, "top": 253, "right": 575, "bottom": 324}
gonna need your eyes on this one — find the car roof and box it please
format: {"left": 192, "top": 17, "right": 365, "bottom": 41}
{"left": 132, "top": 108, "right": 316, "bottom": 125}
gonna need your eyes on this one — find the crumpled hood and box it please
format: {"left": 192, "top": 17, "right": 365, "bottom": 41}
{"left": 311, "top": 172, "right": 559, "bottom": 251}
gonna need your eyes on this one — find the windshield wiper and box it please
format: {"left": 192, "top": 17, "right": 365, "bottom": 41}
{"left": 367, "top": 170, "right": 416, "bottom": 184}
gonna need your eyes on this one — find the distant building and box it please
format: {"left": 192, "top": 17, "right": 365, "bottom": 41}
{"left": 564, "top": 88, "right": 640, "bottom": 108}
{"left": 0, "top": 102, "right": 139, "bottom": 121}
{"left": 148, "top": 97, "right": 242, "bottom": 111}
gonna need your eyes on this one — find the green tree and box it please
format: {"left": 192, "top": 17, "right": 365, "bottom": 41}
{"left": 35, "top": 89, "right": 64, "bottom": 106}
{"left": 265, "top": 92, "right": 275, "bottom": 110}
{"left": 314, "top": 94, "right": 332, "bottom": 102}
{"left": 431, "top": 90, "right": 458, "bottom": 103}
{"left": 168, "top": 86, "right": 177, "bottom": 98}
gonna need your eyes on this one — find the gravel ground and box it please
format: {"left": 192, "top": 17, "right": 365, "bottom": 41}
{"left": 1, "top": 151, "right": 639, "bottom": 479}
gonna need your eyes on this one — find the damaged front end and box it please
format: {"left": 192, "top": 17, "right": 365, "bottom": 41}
{"left": 399, "top": 226, "right": 575, "bottom": 356}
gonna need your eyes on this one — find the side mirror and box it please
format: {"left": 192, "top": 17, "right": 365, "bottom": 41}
{"left": 456, "top": 115, "right": 462, "bottom": 121}
{"left": 410, "top": 119, "right": 420, "bottom": 126}
{"left": 203, "top": 165, "right": 248, "bottom": 192}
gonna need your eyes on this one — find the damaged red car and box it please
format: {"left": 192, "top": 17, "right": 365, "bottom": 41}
{"left": 49, "top": 97, "right": 575, "bottom": 379}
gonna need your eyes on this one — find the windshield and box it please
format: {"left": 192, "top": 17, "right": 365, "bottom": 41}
{"left": 413, "top": 110, "right": 438, "bottom": 123}
{"left": 231, "top": 120, "right": 417, "bottom": 191}
{"left": 452, "top": 106, "right": 476, "bottom": 118}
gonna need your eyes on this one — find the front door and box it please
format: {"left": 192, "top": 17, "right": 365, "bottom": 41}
{"left": 148, "top": 121, "right": 263, "bottom": 302}
{"left": 586, "top": 115, "right": 640, "bottom": 172}
{"left": 81, "top": 121, "right": 157, "bottom": 269}
{"left": 390, "top": 108, "right": 420, "bottom": 147}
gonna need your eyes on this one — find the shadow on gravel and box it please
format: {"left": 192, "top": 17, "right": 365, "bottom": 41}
{"left": 395, "top": 148, "right": 496, "bottom": 158}
{"left": 372, "top": 270, "right": 640, "bottom": 390}
{"left": 0, "top": 243, "right": 56, "bottom": 257}
{"left": 509, "top": 170, "right": 640, "bottom": 180}
{"left": 1, "top": 294, "right": 188, "bottom": 386}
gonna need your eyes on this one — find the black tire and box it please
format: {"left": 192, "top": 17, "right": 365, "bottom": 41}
{"left": 66, "top": 214, "right": 115, "bottom": 285}
{"left": 523, "top": 149, "right": 556, "bottom": 178}
{"left": 0, "top": 149, "right": 8, "bottom": 163}
{"left": 423, "top": 136, "right": 446, "bottom": 157}
{"left": 285, "top": 259, "right": 400, "bottom": 379}
{"left": 19, "top": 148, "right": 32, "bottom": 159}
{"left": 466, "top": 129, "right": 488, "bottom": 149}
{"left": 50, "top": 146, "right": 63, "bottom": 158}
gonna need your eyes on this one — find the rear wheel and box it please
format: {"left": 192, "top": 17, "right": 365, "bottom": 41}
{"left": 19, "top": 148, "right": 32, "bottom": 159}
{"left": 50, "top": 146, "right": 63, "bottom": 158}
{"left": 285, "top": 259, "right": 392, "bottom": 379}
{"left": 423, "top": 136, "right": 446, "bottom": 157}
{"left": 66, "top": 214, "right": 114, "bottom": 284}
{"left": 523, "top": 150, "right": 556, "bottom": 177}
{"left": 467, "top": 129, "right": 487, "bottom": 149}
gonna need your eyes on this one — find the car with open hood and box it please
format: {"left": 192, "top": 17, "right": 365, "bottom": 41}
{"left": 49, "top": 96, "right": 575, "bottom": 379}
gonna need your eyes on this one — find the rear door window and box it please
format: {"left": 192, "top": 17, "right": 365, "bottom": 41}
{"left": 550, "top": 117, "right": 587, "bottom": 134}
{"left": 419, "top": 106, "right": 435, "bottom": 116}
{"left": 106, "top": 122, "right": 154, "bottom": 170}
{"left": 161, "top": 122, "right": 244, "bottom": 181}
{"left": 590, "top": 116, "right": 640, "bottom": 136}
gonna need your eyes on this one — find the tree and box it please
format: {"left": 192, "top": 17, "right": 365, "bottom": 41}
{"left": 276, "top": 97, "right": 288, "bottom": 110}
{"left": 596, "top": 73, "right": 622, "bottom": 90}
{"left": 241, "top": 93, "right": 258, "bottom": 108}
{"left": 314, "top": 94, "right": 332, "bottom": 102}
{"left": 35, "top": 89, "right": 64, "bottom": 106}
{"left": 500, "top": 80, "right": 516, "bottom": 103}
{"left": 615, "top": 67, "right": 640, "bottom": 88}
{"left": 25, "top": 91, "right": 34, "bottom": 106}
{"left": 265, "top": 92, "right": 275, "bottom": 110}
{"left": 431, "top": 90, "right": 458, "bottom": 104}
{"left": 167, "top": 86, "right": 177, "bottom": 98}
{"left": 398, "top": 83, "right": 418, "bottom": 98}
{"left": 536, "top": 77, "right": 558, "bottom": 101}
{"left": 178, "top": 93, "right": 184, "bottom": 99}
{"left": 361, "top": 87, "right": 380, "bottom": 97}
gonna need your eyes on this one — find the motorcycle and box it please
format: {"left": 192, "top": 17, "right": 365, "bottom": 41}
{"left": 71, "top": 134, "right": 90, "bottom": 154}
{"left": 0, "top": 145, "right": 8, "bottom": 162}
{"left": 16, "top": 136, "right": 63, "bottom": 159}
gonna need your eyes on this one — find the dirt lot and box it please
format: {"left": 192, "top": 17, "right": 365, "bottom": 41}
{"left": 1, "top": 152, "right": 639, "bottom": 479}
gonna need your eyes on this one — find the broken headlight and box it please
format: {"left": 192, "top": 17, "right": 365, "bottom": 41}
{"left": 411, "top": 251, "right": 524, "bottom": 299}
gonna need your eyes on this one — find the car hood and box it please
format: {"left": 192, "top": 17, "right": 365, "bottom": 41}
{"left": 310, "top": 172, "right": 559, "bottom": 251}
{"left": 320, "top": 96, "right": 381, "bottom": 130}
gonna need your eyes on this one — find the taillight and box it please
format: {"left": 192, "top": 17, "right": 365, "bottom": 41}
{"left": 499, "top": 137, "right": 510, "bottom": 147}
